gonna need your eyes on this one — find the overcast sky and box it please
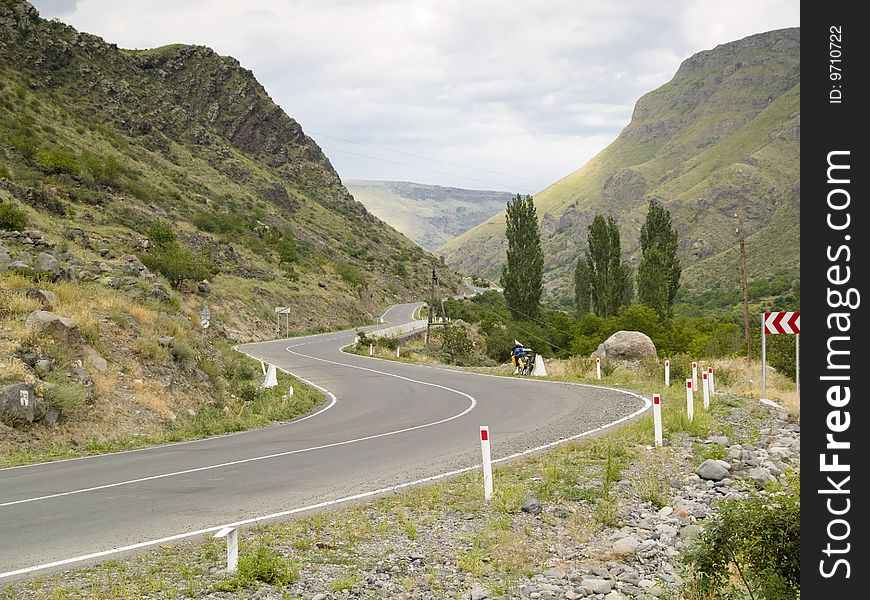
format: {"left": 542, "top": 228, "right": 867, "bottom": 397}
{"left": 32, "top": 0, "right": 799, "bottom": 194}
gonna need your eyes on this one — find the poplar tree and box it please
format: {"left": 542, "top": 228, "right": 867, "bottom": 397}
{"left": 574, "top": 256, "right": 592, "bottom": 315}
{"left": 638, "top": 200, "right": 681, "bottom": 318}
{"left": 586, "top": 214, "right": 625, "bottom": 317}
{"left": 501, "top": 194, "right": 543, "bottom": 320}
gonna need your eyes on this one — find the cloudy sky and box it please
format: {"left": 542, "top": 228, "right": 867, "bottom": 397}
{"left": 32, "top": 0, "right": 799, "bottom": 194}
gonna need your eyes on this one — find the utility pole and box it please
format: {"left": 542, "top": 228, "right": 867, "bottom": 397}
{"left": 426, "top": 267, "right": 437, "bottom": 346}
{"left": 737, "top": 209, "right": 751, "bottom": 360}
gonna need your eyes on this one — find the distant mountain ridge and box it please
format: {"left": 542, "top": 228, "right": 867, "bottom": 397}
{"left": 440, "top": 28, "right": 800, "bottom": 308}
{"left": 345, "top": 180, "right": 511, "bottom": 251}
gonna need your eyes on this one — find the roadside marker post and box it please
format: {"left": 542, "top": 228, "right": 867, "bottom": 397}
{"left": 396, "top": 346, "right": 400, "bottom": 358}
{"left": 702, "top": 372, "right": 710, "bottom": 410}
{"left": 260, "top": 360, "right": 266, "bottom": 376}
{"left": 708, "top": 367, "right": 715, "bottom": 397}
{"left": 664, "top": 360, "right": 670, "bottom": 387}
{"left": 686, "top": 379, "right": 694, "bottom": 422}
{"left": 261, "top": 364, "right": 278, "bottom": 389}
{"left": 596, "top": 357, "right": 601, "bottom": 380}
{"left": 691, "top": 362, "right": 698, "bottom": 390}
{"left": 653, "top": 394, "right": 663, "bottom": 447}
{"left": 214, "top": 526, "right": 239, "bottom": 574}
{"left": 369, "top": 344, "right": 374, "bottom": 356}
{"left": 480, "top": 426, "right": 493, "bottom": 501}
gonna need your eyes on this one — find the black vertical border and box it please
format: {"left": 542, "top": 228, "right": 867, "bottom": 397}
{"left": 801, "top": 3, "right": 868, "bottom": 595}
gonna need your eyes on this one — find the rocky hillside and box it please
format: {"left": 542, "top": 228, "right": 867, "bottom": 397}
{"left": 345, "top": 180, "right": 511, "bottom": 251}
{"left": 0, "top": 0, "right": 458, "bottom": 338}
{"left": 440, "top": 29, "right": 800, "bottom": 309}
{"left": 0, "top": 0, "right": 460, "bottom": 457}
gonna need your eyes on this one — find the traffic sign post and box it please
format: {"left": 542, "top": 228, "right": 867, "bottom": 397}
{"left": 275, "top": 307, "right": 291, "bottom": 338}
{"left": 762, "top": 311, "right": 801, "bottom": 401}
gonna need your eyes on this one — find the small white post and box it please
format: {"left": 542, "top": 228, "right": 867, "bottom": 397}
{"left": 686, "top": 379, "right": 694, "bottom": 422}
{"left": 480, "top": 426, "right": 493, "bottom": 500}
{"left": 214, "top": 526, "right": 239, "bottom": 574}
{"left": 260, "top": 360, "right": 267, "bottom": 376}
{"left": 369, "top": 343, "right": 374, "bottom": 356}
{"left": 261, "top": 364, "right": 278, "bottom": 389}
{"left": 396, "top": 346, "right": 400, "bottom": 358}
{"left": 708, "top": 367, "right": 715, "bottom": 397}
{"left": 653, "top": 394, "right": 663, "bottom": 447}
{"left": 664, "top": 359, "right": 670, "bottom": 387}
{"left": 691, "top": 361, "right": 698, "bottom": 391}
{"left": 596, "top": 357, "right": 601, "bottom": 380}
{"left": 288, "top": 385, "right": 294, "bottom": 397}
{"left": 702, "top": 372, "right": 710, "bottom": 410}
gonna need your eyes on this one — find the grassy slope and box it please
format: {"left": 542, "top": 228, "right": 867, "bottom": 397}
{"left": 440, "top": 28, "right": 800, "bottom": 307}
{"left": 345, "top": 180, "right": 510, "bottom": 252}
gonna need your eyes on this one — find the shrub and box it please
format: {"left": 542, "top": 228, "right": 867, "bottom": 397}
{"left": 218, "top": 544, "right": 299, "bottom": 590}
{"left": 439, "top": 323, "right": 474, "bottom": 365}
{"left": 335, "top": 262, "right": 366, "bottom": 288}
{"left": 141, "top": 244, "right": 217, "bottom": 289}
{"left": 81, "top": 151, "right": 120, "bottom": 186}
{"left": 683, "top": 474, "right": 800, "bottom": 599}
{"left": 0, "top": 202, "right": 27, "bottom": 231}
{"left": 37, "top": 148, "right": 80, "bottom": 176}
{"left": 146, "top": 220, "right": 177, "bottom": 247}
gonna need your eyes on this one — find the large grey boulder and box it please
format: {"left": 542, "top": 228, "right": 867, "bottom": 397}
{"left": 696, "top": 459, "right": 729, "bottom": 481}
{"left": 25, "top": 288, "right": 58, "bottom": 309}
{"left": 592, "top": 330, "right": 657, "bottom": 361}
{"left": 24, "top": 311, "right": 82, "bottom": 347}
{"left": 34, "top": 252, "right": 61, "bottom": 276}
{"left": 1, "top": 383, "right": 46, "bottom": 427}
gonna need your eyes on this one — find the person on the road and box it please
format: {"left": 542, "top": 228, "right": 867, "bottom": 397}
{"left": 511, "top": 340, "right": 528, "bottom": 374}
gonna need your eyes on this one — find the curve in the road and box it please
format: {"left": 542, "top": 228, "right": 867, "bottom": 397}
{"left": 0, "top": 303, "right": 650, "bottom": 581}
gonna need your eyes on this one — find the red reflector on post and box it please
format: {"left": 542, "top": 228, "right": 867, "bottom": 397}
{"left": 481, "top": 430, "right": 488, "bottom": 441}
{"left": 687, "top": 381, "right": 692, "bottom": 389}
{"left": 653, "top": 395, "right": 660, "bottom": 405}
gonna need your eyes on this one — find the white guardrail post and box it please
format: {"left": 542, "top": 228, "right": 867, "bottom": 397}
{"left": 480, "top": 426, "right": 493, "bottom": 500}
{"left": 653, "top": 394, "right": 663, "bottom": 447}
{"left": 214, "top": 526, "right": 239, "bottom": 574}
{"left": 686, "top": 379, "right": 694, "bottom": 422}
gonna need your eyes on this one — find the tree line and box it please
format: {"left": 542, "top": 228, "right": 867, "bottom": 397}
{"left": 500, "top": 194, "right": 681, "bottom": 321}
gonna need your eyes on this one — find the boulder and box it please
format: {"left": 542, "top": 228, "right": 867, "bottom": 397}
{"left": 61, "top": 266, "right": 77, "bottom": 282}
{"left": 83, "top": 346, "right": 108, "bottom": 373}
{"left": 748, "top": 466, "right": 774, "bottom": 486}
{"left": 40, "top": 407, "right": 62, "bottom": 427}
{"left": 197, "top": 280, "right": 211, "bottom": 294}
{"left": 34, "top": 252, "right": 61, "bottom": 276}
{"left": 24, "top": 311, "right": 82, "bottom": 347}
{"left": 521, "top": 498, "right": 542, "bottom": 515}
{"left": 580, "top": 578, "right": 613, "bottom": 595}
{"left": 25, "top": 288, "right": 58, "bottom": 309}
{"left": 592, "top": 330, "right": 657, "bottom": 361}
{"left": 612, "top": 535, "right": 640, "bottom": 555}
{"left": 696, "top": 459, "right": 729, "bottom": 481}
{"left": 157, "top": 336, "right": 175, "bottom": 348}
{"left": 1, "top": 383, "right": 46, "bottom": 426}
{"left": 150, "top": 284, "right": 171, "bottom": 303}
{"left": 0, "top": 245, "right": 10, "bottom": 264}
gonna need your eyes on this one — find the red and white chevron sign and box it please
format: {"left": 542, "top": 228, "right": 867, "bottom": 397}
{"left": 764, "top": 311, "right": 800, "bottom": 335}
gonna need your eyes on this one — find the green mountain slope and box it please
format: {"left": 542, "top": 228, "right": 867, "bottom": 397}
{"left": 0, "top": 0, "right": 456, "bottom": 338}
{"left": 440, "top": 28, "right": 800, "bottom": 309}
{"left": 345, "top": 180, "right": 510, "bottom": 251}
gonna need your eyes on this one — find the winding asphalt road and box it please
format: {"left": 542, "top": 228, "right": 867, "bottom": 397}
{"left": 0, "top": 303, "right": 648, "bottom": 580}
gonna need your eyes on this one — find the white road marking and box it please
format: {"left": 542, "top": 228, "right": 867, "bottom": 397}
{"left": 0, "top": 392, "right": 649, "bottom": 581}
{"left": 1, "top": 356, "right": 476, "bottom": 509}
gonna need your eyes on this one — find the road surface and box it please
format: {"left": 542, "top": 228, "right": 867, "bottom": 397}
{"left": 0, "top": 303, "right": 648, "bottom": 580}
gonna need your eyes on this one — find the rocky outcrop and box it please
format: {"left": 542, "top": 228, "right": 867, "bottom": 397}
{"left": 593, "top": 331, "right": 657, "bottom": 361}
{"left": 1, "top": 382, "right": 46, "bottom": 426}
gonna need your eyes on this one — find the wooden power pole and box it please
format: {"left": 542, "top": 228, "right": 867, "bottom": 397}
{"left": 738, "top": 209, "right": 751, "bottom": 360}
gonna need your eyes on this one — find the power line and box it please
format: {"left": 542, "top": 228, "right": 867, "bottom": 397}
{"left": 310, "top": 131, "right": 549, "bottom": 187}
{"left": 320, "top": 145, "right": 534, "bottom": 192}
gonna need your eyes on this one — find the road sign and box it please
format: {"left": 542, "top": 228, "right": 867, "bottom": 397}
{"left": 200, "top": 305, "right": 211, "bottom": 329}
{"left": 763, "top": 311, "right": 800, "bottom": 334}
{"left": 275, "top": 307, "right": 291, "bottom": 314}
{"left": 761, "top": 311, "right": 800, "bottom": 402}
